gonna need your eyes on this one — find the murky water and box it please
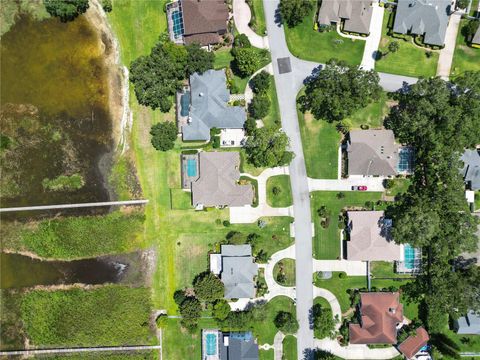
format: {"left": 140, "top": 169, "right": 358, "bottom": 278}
{"left": 0, "top": 15, "right": 112, "bottom": 208}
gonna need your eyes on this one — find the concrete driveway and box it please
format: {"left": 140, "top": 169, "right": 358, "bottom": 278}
{"left": 436, "top": 12, "right": 462, "bottom": 79}
{"left": 312, "top": 259, "right": 367, "bottom": 276}
{"left": 308, "top": 177, "right": 386, "bottom": 192}
{"left": 314, "top": 338, "right": 400, "bottom": 359}
{"left": 360, "top": 1, "right": 384, "bottom": 70}
{"left": 233, "top": 0, "right": 269, "bottom": 49}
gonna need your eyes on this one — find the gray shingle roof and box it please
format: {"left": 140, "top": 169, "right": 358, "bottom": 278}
{"left": 473, "top": 25, "right": 480, "bottom": 44}
{"left": 460, "top": 149, "right": 480, "bottom": 190}
{"left": 318, "top": 0, "right": 372, "bottom": 35}
{"left": 455, "top": 310, "right": 480, "bottom": 335}
{"left": 347, "top": 130, "right": 400, "bottom": 176}
{"left": 228, "top": 338, "right": 259, "bottom": 360}
{"left": 220, "top": 245, "right": 258, "bottom": 299}
{"left": 182, "top": 69, "right": 246, "bottom": 141}
{"left": 393, "top": 0, "right": 451, "bottom": 46}
{"left": 191, "top": 152, "right": 253, "bottom": 207}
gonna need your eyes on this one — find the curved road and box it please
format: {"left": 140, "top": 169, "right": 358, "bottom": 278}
{"left": 261, "top": 1, "right": 418, "bottom": 358}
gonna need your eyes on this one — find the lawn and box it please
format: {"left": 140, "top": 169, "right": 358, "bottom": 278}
{"left": 310, "top": 191, "right": 383, "bottom": 260}
{"left": 170, "top": 188, "right": 192, "bottom": 210}
{"left": 247, "top": 0, "right": 267, "bottom": 36}
{"left": 375, "top": 10, "right": 439, "bottom": 78}
{"left": 450, "top": 20, "right": 480, "bottom": 77}
{"left": 284, "top": 8, "right": 365, "bottom": 65}
{"left": 262, "top": 76, "right": 281, "bottom": 128}
{"left": 475, "top": 191, "right": 480, "bottom": 210}
{"left": 298, "top": 109, "right": 340, "bottom": 179}
{"left": 273, "top": 258, "right": 296, "bottom": 286}
{"left": 214, "top": 47, "right": 234, "bottom": 70}
{"left": 266, "top": 175, "right": 293, "bottom": 207}
{"left": 385, "top": 178, "right": 411, "bottom": 197}
{"left": 343, "top": 92, "right": 389, "bottom": 130}
{"left": 282, "top": 335, "right": 297, "bottom": 360}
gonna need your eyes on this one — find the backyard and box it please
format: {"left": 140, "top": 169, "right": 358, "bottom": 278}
{"left": 342, "top": 92, "right": 389, "bottom": 129}
{"left": 284, "top": 8, "right": 365, "bottom": 65}
{"left": 450, "top": 19, "right": 480, "bottom": 77}
{"left": 310, "top": 191, "right": 383, "bottom": 260}
{"left": 375, "top": 10, "right": 439, "bottom": 78}
{"left": 266, "top": 175, "right": 293, "bottom": 207}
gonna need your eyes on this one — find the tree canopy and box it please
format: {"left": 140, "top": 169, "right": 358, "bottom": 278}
{"left": 150, "top": 122, "right": 178, "bottom": 151}
{"left": 186, "top": 43, "right": 215, "bottom": 75}
{"left": 274, "top": 311, "right": 299, "bottom": 334}
{"left": 212, "top": 299, "right": 231, "bottom": 321}
{"left": 245, "top": 127, "right": 293, "bottom": 168}
{"left": 279, "top": 0, "right": 314, "bottom": 27}
{"left": 248, "top": 95, "right": 270, "bottom": 119}
{"left": 179, "top": 297, "right": 201, "bottom": 330}
{"left": 232, "top": 47, "right": 262, "bottom": 78}
{"left": 385, "top": 74, "right": 480, "bottom": 332}
{"left": 44, "top": 0, "right": 89, "bottom": 22}
{"left": 193, "top": 271, "right": 225, "bottom": 302}
{"left": 250, "top": 71, "right": 271, "bottom": 94}
{"left": 298, "top": 59, "right": 381, "bottom": 122}
{"left": 312, "top": 304, "right": 336, "bottom": 339}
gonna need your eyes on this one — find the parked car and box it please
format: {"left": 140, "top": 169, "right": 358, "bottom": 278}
{"left": 351, "top": 185, "right": 367, "bottom": 191}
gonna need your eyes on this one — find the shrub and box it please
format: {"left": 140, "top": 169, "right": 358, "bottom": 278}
{"left": 212, "top": 135, "right": 220, "bottom": 148}
{"left": 244, "top": 117, "right": 257, "bottom": 135}
{"left": 223, "top": 220, "right": 231, "bottom": 227}
{"left": 232, "top": 47, "right": 261, "bottom": 77}
{"left": 44, "top": 0, "right": 89, "bottom": 22}
{"left": 213, "top": 299, "right": 231, "bottom": 321}
{"left": 233, "top": 33, "right": 251, "bottom": 48}
{"left": 101, "top": 0, "right": 112, "bottom": 12}
{"left": 179, "top": 297, "right": 201, "bottom": 330}
{"left": 272, "top": 186, "right": 281, "bottom": 196}
{"left": 338, "top": 272, "right": 346, "bottom": 279}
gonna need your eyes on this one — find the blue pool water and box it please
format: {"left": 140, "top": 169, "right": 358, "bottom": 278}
{"left": 187, "top": 158, "right": 197, "bottom": 177}
{"left": 398, "top": 148, "right": 414, "bottom": 172}
{"left": 172, "top": 10, "right": 184, "bottom": 37}
{"left": 404, "top": 244, "right": 415, "bottom": 270}
{"left": 206, "top": 333, "right": 217, "bottom": 356}
{"left": 180, "top": 92, "right": 190, "bottom": 117}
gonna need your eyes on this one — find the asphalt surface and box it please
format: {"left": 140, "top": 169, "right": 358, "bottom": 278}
{"left": 261, "top": 2, "right": 419, "bottom": 357}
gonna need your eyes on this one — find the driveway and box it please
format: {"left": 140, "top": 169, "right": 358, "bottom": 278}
{"left": 360, "top": 2, "right": 384, "bottom": 70}
{"left": 436, "top": 12, "right": 462, "bottom": 79}
{"left": 308, "top": 177, "right": 386, "bottom": 192}
{"left": 314, "top": 338, "right": 400, "bottom": 359}
{"left": 263, "top": 245, "right": 296, "bottom": 301}
{"left": 233, "top": 0, "right": 269, "bottom": 49}
{"left": 312, "top": 259, "right": 367, "bottom": 276}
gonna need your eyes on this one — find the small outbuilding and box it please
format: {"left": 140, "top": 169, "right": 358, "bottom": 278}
{"left": 398, "top": 327, "right": 430, "bottom": 359}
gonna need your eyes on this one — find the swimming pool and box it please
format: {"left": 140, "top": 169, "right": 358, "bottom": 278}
{"left": 398, "top": 147, "right": 414, "bottom": 172}
{"left": 171, "top": 10, "right": 184, "bottom": 37}
{"left": 403, "top": 244, "right": 416, "bottom": 270}
{"left": 205, "top": 333, "right": 217, "bottom": 356}
{"left": 180, "top": 91, "right": 190, "bottom": 117}
{"left": 187, "top": 158, "right": 197, "bottom": 177}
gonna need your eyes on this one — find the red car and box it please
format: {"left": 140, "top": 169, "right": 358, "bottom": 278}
{"left": 352, "top": 185, "right": 368, "bottom": 191}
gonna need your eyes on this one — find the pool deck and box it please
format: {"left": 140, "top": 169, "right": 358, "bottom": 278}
{"left": 166, "top": 1, "right": 185, "bottom": 44}
{"left": 181, "top": 153, "right": 199, "bottom": 189}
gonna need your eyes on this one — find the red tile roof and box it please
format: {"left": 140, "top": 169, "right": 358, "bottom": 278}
{"left": 398, "top": 327, "right": 429, "bottom": 359}
{"left": 349, "top": 292, "right": 403, "bottom": 344}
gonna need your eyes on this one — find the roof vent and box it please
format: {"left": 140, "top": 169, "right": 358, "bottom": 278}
{"left": 389, "top": 307, "right": 396, "bottom": 314}
{"left": 199, "top": 92, "right": 204, "bottom": 97}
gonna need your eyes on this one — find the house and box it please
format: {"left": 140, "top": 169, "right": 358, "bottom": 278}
{"left": 181, "top": 0, "right": 229, "bottom": 46}
{"left": 398, "top": 327, "right": 430, "bottom": 359}
{"left": 202, "top": 329, "right": 259, "bottom": 360}
{"left": 346, "top": 211, "right": 404, "bottom": 262}
{"left": 317, "top": 0, "right": 373, "bottom": 35}
{"left": 347, "top": 130, "right": 404, "bottom": 177}
{"left": 460, "top": 149, "right": 480, "bottom": 191}
{"left": 180, "top": 69, "right": 246, "bottom": 142}
{"left": 454, "top": 310, "right": 480, "bottom": 335}
{"left": 210, "top": 245, "right": 258, "bottom": 299}
{"left": 393, "top": 0, "right": 451, "bottom": 47}
{"left": 191, "top": 152, "right": 253, "bottom": 208}
{"left": 349, "top": 292, "right": 404, "bottom": 344}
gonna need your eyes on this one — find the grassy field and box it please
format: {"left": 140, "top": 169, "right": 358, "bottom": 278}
{"left": 247, "top": 0, "right": 267, "bottom": 36}
{"left": 450, "top": 20, "right": 480, "bottom": 77}
{"left": 1, "top": 210, "right": 145, "bottom": 259}
{"left": 298, "top": 109, "right": 340, "bottom": 179}
{"left": 310, "top": 191, "right": 383, "bottom": 260}
{"left": 36, "top": 353, "right": 156, "bottom": 359}
{"left": 282, "top": 335, "right": 297, "bottom": 360}
{"left": 284, "top": 8, "right": 365, "bottom": 65}
{"left": 375, "top": 11, "right": 439, "bottom": 78}
{"left": 20, "top": 286, "right": 155, "bottom": 347}
{"left": 262, "top": 76, "right": 281, "bottom": 128}
{"left": 385, "top": 178, "right": 411, "bottom": 197}
{"left": 343, "top": 92, "right": 389, "bottom": 130}
{"left": 266, "top": 175, "right": 293, "bottom": 207}
{"left": 273, "top": 258, "right": 296, "bottom": 286}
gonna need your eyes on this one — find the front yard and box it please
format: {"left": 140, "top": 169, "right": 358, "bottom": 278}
{"left": 266, "top": 175, "right": 293, "bottom": 207}
{"left": 273, "top": 258, "right": 296, "bottom": 286}
{"left": 450, "top": 19, "right": 480, "bottom": 77}
{"left": 375, "top": 10, "right": 439, "bottom": 78}
{"left": 310, "top": 191, "right": 383, "bottom": 260}
{"left": 284, "top": 8, "right": 365, "bottom": 66}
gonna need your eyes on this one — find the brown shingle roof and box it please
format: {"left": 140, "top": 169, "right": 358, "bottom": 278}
{"left": 349, "top": 292, "right": 403, "bottom": 344}
{"left": 398, "top": 327, "right": 429, "bottom": 359}
{"left": 181, "top": 0, "right": 229, "bottom": 46}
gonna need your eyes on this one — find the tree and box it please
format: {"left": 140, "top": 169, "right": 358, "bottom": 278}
{"left": 193, "top": 271, "right": 225, "bottom": 302}
{"left": 234, "top": 33, "right": 251, "bottom": 48}
{"left": 179, "top": 297, "right": 201, "bottom": 330}
{"left": 386, "top": 41, "right": 399, "bottom": 56}
{"left": 274, "top": 311, "right": 299, "bottom": 334}
{"left": 250, "top": 71, "right": 271, "bottom": 94}
{"left": 212, "top": 299, "right": 231, "bottom": 321}
{"left": 461, "top": 20, "right": 480, "bottom": 42}
{"left": 130, "top": 40, "right": 187, "bottom": 112}
{"left": 312, "top": 304, "right": 336, "bottom": 339}
{"left": 245, "top": 127, "right": 293, "bottom": 168}
{"left": 298, "top": 59, "right": 381, "bottom": 122}
{"left": 232, "top": 47, "right": 261, "bottom": 77}
{"left": 173, "top": 290, "right": 187, "bottom": 306}
{"left": 150, "top": 122, "right": 178, "bottom": 151}
{"left": 185, "top": 43, "right": 215, "bottom": 75}
{"left": 101, "top": 0, "right": 112, "bottom": 12}
{"left": 248, "top": 95, "right": 270, "bottom": 119}
{"left": 244, "top": 117, "right": 257, "bottom": 135}
{"left": 279, "top": 0, "right": 314, "bottom": 27}
{"left": 456, "top": 0, "right": 469, "bottom": 9}
{"left": 44, "top": 0, "right": 89, "bottom": 22}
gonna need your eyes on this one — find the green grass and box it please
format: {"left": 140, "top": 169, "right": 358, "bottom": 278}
{"left": 385, "top": 178, "right": 411, "bottom": 197}
{"left": 284, "top": 8, "right": 365, "bottom": 65}
{"left": 1, "top": 211, "right": 145, "bottom": 259}
{"left": 298, "top": 109, "right": 340, "bottom": 179}
{"left": 262, "top": 76, "right": 281, "bottom": 128}
{"left": 282, "top": 335, "right": 297, "bottom": 360}
{"left": 20, "top": 286, "right": 155, "bottom": 347}
{"left": 214, "top": 48, "right": 234, "bottom": 70}
{"left": 375, "top": 10, "right": 439, "bottom": 78}
{"left": 253, "top": 296, "right": 296, "bottom": 344}
{"left": 470, "top": 0, "right": 479, "bottom": 16}
{"left": 259, "top": 349, "right": 274, "bottom": 360}
{"left": 343, "top": 92, "right": 389, "bottom": 130}
{"left": 247, "top": 0, "right": 267, "bottom": 36}
{"left": 38, "top": 353, "right": 156, "bottom": 359}
{"left": 170, "top": 188, "right": 192, "bottom": 210}
{"left": 109, "top": 155, "right": 141, "bottom": 200}
{"left": 450, "top": 19, "right": 480, "bottom": 77}
{"left": 310, "top": 191, "right": 383, "bottom": 260}
{"left": 240, "top": 175, "right": 259, "bottom": 207}
{"left": 273, "top": 258, "right": 296, "bottom": 286}
{"left": 266, "top": 175, "right": 293, "bottom": 207}
{"left": 475, "top": 191, "right": 480, "bottom": 210}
